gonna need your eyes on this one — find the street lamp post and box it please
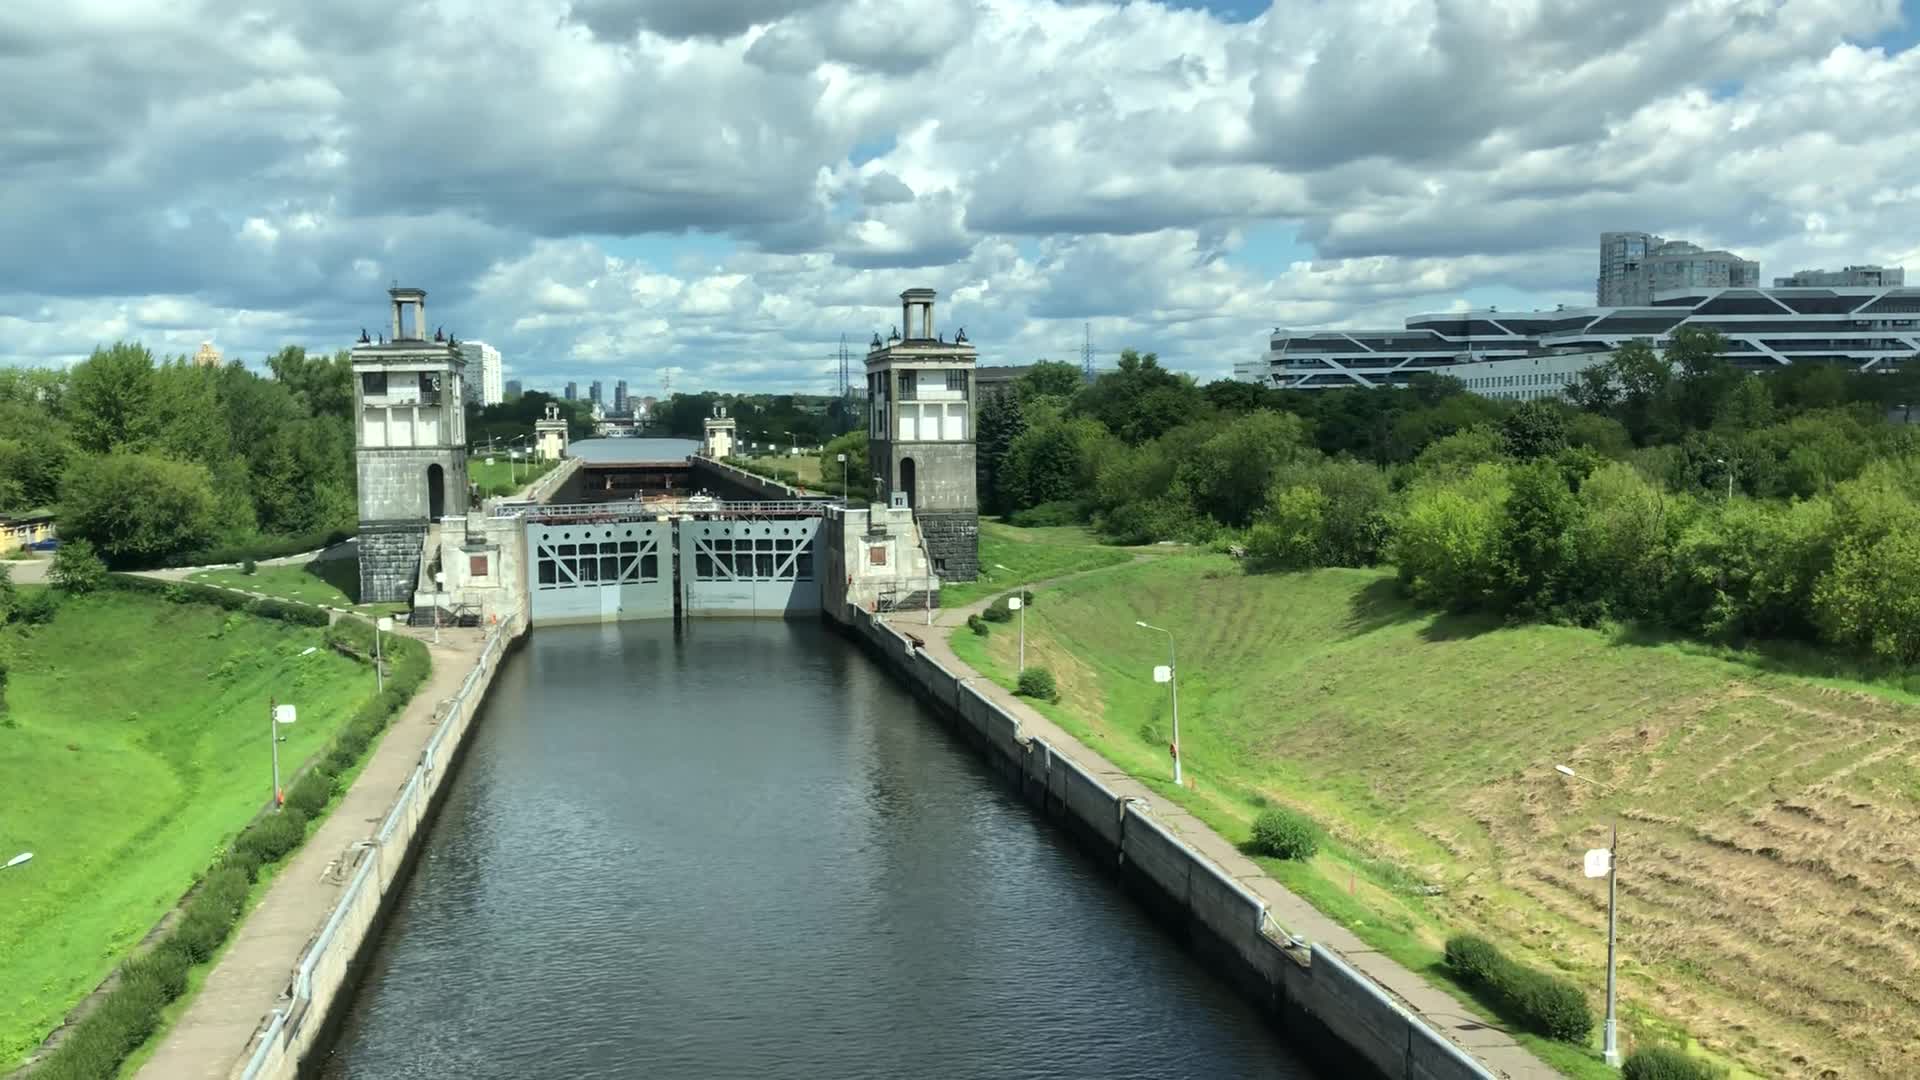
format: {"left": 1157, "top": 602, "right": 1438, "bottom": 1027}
{"left": 1136, "top": 620, "right": 1181, "bottom": 786}
{"left": 1556, "top": 763, "right": 1622, "bottom": 1067}
{"left": 3, "top": 852, "right": 32, "bottom": 871}
{"left": 1008, "top": 595, "right": 1025, "bottom": 670}
{"left": 269, "top": 700, "right": 297, "bottom": 810}
{"left": 1714, "top": 457, "right": 1733, "bottom": 500}
{"left": 837, "top": 452, "right": 848, "bottom": 504}
{"left": 375, "top": 615, "right": 393, "bottom": 693}
{"left": 433, "top": 571, "right": 446, "bottom": 644}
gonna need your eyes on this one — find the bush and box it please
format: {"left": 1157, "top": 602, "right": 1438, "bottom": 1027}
{"left": 16, "top": 587, "right": 60, "bottom": 624}
{"left": 967, "top": 614, "right": 990, "bottom": 636}
{"left": 1250, "top": 808, "right": 1320, "bottom": 860}
{"left": 1443, "top": 933, "right": 1593, "bottom": 1043}
{"left": 980, "top": 602, "right": 1011, "bottom": 623}
{"left": 247, "top": 597, "right": 329, "bottom": 626}
{"left": 240, "top": 557, "right": 257, "bottom": 575}
{"left": 285, "top": 768, "right": 337, "bottom": 817}
{"left": 0, "top": 658, "right": 9, "bottom": 717}
{"left": 1005, "top": 499, "right": 1085, "bottom": 527}
{"left": 220, "top": 846, "right": 264, "bottom": 883}
{"left": 1016, "top": 666, "right": 1058, "bottom": 701}
{"left": 0, "top": 562, "right": 15, "bottom": 622}
{"left": 235, "top": 808, "right": 308, "bottom": 864}
{"left": 1623, "top": 1046, "right": 1722, "bottom": 1080}
{"left": 108, "top": 572, "right": 247, "bottom": 610}
{"left": 118, "top": 947, "right": 190, "bottom": 1004}
{"left": 161, "top": 527, "right": 352, "bottom": 570}
{"left": 51, "top": 538, "right": 108, "bottom": 594}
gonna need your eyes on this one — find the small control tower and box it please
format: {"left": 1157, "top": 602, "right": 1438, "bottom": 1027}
{"left": 351, "top": 286, "right": 469, "bottom": 602}
{"left": 535, "top": 402, "right": 570, "bottom": 462}
{"left": 703, "top": 404, "right": 737, "bottom": 459}
{"left": 865, "top": 287, "right": 978, "bottom": 581}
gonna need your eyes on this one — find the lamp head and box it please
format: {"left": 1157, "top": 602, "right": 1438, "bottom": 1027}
{"left": 1554, "top": 764, "right": 1576, "bottom": 778}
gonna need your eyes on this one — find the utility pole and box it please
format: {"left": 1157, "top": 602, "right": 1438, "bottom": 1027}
{"left": 1081, "top": 322, "right": 1096, "bottom": 384}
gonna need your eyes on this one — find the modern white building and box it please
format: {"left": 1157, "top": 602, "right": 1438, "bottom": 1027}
{"left": 1248, "top": 285, "right": 1920, "bottom": 393}
{"left": 1451, "top": 351, "right": 1615, "bottom": 402}
{"left": 459, "top": 340, "right": 504, "bottom": 406}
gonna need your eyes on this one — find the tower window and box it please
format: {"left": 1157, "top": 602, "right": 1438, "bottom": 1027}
{"left": 362, "top": 372, "right": 387, "bottom": 396}
{"left": 945, "top": 370, "right": 966, "bottom": 393}
{"left": 899, "top": 371, "right": 917, "bottom": 400}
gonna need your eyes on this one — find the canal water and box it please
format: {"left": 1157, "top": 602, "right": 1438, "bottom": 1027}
{"left": 316, "top": 620, "right": 1319, "bottom": 1079}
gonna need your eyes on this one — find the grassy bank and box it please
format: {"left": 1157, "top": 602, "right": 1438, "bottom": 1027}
{"left": 0, "top": 592, "right": 376, "bottom": 1068}
{"left": 469, "top": 454, "right": 556, "bottom": 496}
{"left": 188, "top": 556, "right": 381, "bottom": 612}
{"left": 949, "top": 556, "right": 1916, "bottom": 1079}
{"left": 938, "top": 521, "right": 1135, "bottom": 607}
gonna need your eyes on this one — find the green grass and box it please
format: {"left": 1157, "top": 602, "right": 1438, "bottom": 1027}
{"left": 939, "top": 520, "right": 1134, "bottom": 606}
{"left": 739, "top": 453, "right": 823, "bottom": 485}
{"left": 0, "top": 591, "right": 378, "bottom": 1069}
{"left": 947, "top": 556, "right": 1911, "bottom": 1079}
{"left": 468, "top": 454, "right": 557, "bottom": 495}
{"left": 188, "top": 557, "right": 384, "bottom": 612}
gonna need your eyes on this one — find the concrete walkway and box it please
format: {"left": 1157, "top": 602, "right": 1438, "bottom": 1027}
{"left": 895, "top": 574, "right": 1558, "bottom": 1080}
{"left": 136, "top": 627, "right": 487, "bottom": 1080}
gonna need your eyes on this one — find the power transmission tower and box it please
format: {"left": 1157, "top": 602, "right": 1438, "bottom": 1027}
{"left": 836, "top": 333, "right": 852, "bottom": 401}
{"left": 1081, "top": 322, "right": 1097, "bottom": 384}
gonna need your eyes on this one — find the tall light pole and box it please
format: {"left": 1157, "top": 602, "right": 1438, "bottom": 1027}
{"left": 1714, "top": 457, "right": 1733, "bottom": 500}
{"left": 1557, "top": 763, "right": 1622, "bottom": 1067}
{"left": 269, "top": 701, "right": 297, "bottom": 810}
{"left": 433, "top": 571, "right": 445, "bottom": 644}
{"left": 837, "top": 452, "right": 848, "bottom": 504}
{"left": 375, "top": 615, "right": 392, "bottom": 693}
{"left": 1136, "top": 620, "right": 1181, "bottom": 787}
{"left": 1008, "top": 595, "right": 1025, "bottom": 670}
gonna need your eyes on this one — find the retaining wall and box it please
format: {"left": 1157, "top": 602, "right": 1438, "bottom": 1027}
{"left": 836, "top": 607, "right": 1495, "bottom": 1080}
{"left": 234, "top": 614, "right": 527, "bottom": 1080}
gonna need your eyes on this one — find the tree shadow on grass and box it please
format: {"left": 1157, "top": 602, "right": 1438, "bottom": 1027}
{"left": 1419, "top": 611, "right": 1503, "bottom": 643}
{"left": 1341, "top": 576, "right": 1423, "bottom": 639}
{"left": 1607, "top": 622, "right": 1920, "bottom": 697}
{"left": 303, "top": 556, "right": 361, "bottom": 605}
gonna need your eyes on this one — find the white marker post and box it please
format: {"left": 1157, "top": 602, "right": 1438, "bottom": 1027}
{"left": 270, "top": 702, "right": 297, "bottom": 810}
{"left": 1007, "top": 595, "right": 1025, "bottom": 671}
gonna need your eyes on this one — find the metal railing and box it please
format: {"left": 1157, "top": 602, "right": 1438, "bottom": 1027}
{"left": 239, "top": 616, "right": 517, "bottom": 1080}
{"left": 491, "top": 497, "right": 833, "bottom": 521}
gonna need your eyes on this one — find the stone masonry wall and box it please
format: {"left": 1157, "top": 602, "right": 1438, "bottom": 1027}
{"left": 359, "top": 525, "right": 426, "bottom": 603}
{"left": 917, "top": 510, "right": 979, "bottom": 583}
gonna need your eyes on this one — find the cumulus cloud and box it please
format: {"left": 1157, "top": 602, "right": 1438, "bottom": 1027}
{"left": 2, "top": 0, "right": 1918, "bottom": 390}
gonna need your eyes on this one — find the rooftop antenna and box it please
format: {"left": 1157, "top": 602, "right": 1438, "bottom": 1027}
{"left": 1081, "top": 322, "right": 1096, "bottom": 384}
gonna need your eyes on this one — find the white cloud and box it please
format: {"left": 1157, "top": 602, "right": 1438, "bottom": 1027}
{"left": 0, "top": 0, "right": 1917, "bottom": 392}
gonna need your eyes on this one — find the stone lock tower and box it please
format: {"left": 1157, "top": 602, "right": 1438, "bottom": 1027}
{"left": 865, "top": 287, "right": 979, "bottom": 581}
{"left": 351, "top": 286, "right": 470, "bottom": 602}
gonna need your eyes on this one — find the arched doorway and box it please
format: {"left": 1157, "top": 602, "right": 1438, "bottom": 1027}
{"left": 899, "top": 457, "right": 916, "bottom": 508}
{"left": 427, "top": 463, "right": 445, "bottom": 519}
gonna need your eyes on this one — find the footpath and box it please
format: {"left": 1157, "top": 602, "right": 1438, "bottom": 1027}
{"left": 135, "top": 627, "right": 486, "bottom": 1080}
{"left": 898, "top": 580, "right": 1558, "bottom": 1080}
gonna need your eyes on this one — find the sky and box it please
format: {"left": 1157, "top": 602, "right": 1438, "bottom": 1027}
{"left": 3, "top": 0, "right": 1920, "bottom": 395}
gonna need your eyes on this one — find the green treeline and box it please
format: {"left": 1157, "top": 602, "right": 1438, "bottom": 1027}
{"left": 978, "top": 338, "right": 1920, "bottom": 664}
{"left": 0, "top": 345, "right": 359, "bottom": 567}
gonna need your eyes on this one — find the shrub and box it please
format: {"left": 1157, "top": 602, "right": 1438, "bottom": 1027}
{"left": 1443, "top": 933, "right": 1593, "bottom": 1044}
{"left": 1623, "top": 1046, "right": 1722, "bottom": 1080}
{"left": 240, "top": 558, "right": 257, "bottom": 575}
{"left": 0, "top": 658, "right": 9, "bottom": 717}
{"left": 51, "top": 538, "right": 108, "bottom": 594}
{"left": 285, "top": 768, "right": 337, "bottom": 817}
{"left": 16, "top": 588, "right": 60, "bottom": 625}
{"left": 235, "top": 808, "right": 308, "bottom": 864}
{"left": 1016, "top": 666, "right": 1058, "bottom": 701}
{"left": 0, "top": 562, "right": 15, "bottom": 622}
{"left": 118, "top": 947, "right": 190, "bottom": 1004}
{"left": 161, "top": 527, "right": 353, "bottom": 570}
{"left": 220, "top": 846, "right": 264, "bottom": 883}
{"left": 247, "top": 597, "right": 329, "bottom": 626}
{"left": 980, "top": 602, "right": 1011, "bottom": 623}
{"left": 967, "top": 614, "right": 990, "bottom": 636}
{"left": 1250, "top": 808, "right": 1320, "bottom": 860}
{"left": 1005, "top": 499, "right": 1085, "bottom": 527}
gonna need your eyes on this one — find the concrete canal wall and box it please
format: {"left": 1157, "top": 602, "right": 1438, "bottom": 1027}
{"left": 837, "top": 607, "right": 1498, "bottom": 1080}
{"left": 234, "top": 615, "right": 527, "bottom": 1080}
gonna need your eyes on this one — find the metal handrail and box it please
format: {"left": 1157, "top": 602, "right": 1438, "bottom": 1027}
{"left": 492, "top": 497, "right": 834, "bottom": 520}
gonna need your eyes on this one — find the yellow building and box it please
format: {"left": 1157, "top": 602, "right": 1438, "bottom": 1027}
{"left": 192, "top": 341, "right": 222, "bottom": 367}
{"left": 0, "top": 512, "right": 55, "bottom": 555}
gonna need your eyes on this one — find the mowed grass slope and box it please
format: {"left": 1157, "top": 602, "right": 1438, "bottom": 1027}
{"left": 938, "top": 521, "right": 1135, "bottom": 607}
{"left": 190, "top": 556, "right": 376, "bottom": 611}
{"left": 951, "top": 556, "right": 1920, "bottom": 1080}
{"left": 0, "top": 592, "right": 374, "bottom": 1067}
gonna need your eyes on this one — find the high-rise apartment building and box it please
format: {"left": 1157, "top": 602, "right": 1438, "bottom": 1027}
{"left": 614, "top": 379, "right": 629, "bottom": 415}
{"left": 504, "top": 379, "right": 523, "bottom": 400}
{"left": 1774, "top": 265, "right": 1906, "bottom": 288}
{"left": 1598, "top": 232, "right": 1759, "bottom": 306}
{"left": 589, "top": 380, "right": 603, "bottom": 405}
{"left": 564, "top": 381, "right": 578, "bottom": 400}
{"left": 457, "top": 341, "right": 504, "bottom": 405}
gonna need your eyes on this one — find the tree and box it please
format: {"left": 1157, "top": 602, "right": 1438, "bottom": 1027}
{"left": 1567, "top": 363, "right": 1620, "bottom": 413}
{"left": 266, "top": 346, "right": 353, "bottom": 419}
{"left": 1496, "top": 460, "right": 1581, "bottom": 615}
{"left": 1666, "top": 327, "right": 1738, "bottom": 430}
{"left": 1815, "top": 529, "right": 1920, "bottom": 663}
{"left": 1715, "top": 374, "right": 1775, "bottom": 432}
{"left": 66, "top": 342, "right": 158, "bottom": 453}
{"left": 1500, "top": 401, "right": 1569, "bottom": 460}
{"left": 1609, "top": 339, "right": 1674, "bottom": 444}
{"left": 1177, "top": 410, "right": 1311, "bottom": 527}
{"left": 1202, "top": 379, "right": 1269, "bottom": 413}
{"left": 60, "top": 452, "right": 218, "bottom": 566}
{"left": 51, "top": 537, "right": 108, "bottom": 593}
{"left": 1016, "top": 360, "right": 1084, "bottom": 400}
{"left": 1072, "top": 349, "right": 1203, "bottom": 445}
{"left": 1000, "top": 419, "right": 1093, "bottom": 510}
{"left": 1390, "top": 463, "right": 1511, "bottom": 611}
{"left": 975, "top": 390, "right": 1028, "bottom": 513}
{"left": 817, "top": 430, "right": 870, "bottom": 500}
